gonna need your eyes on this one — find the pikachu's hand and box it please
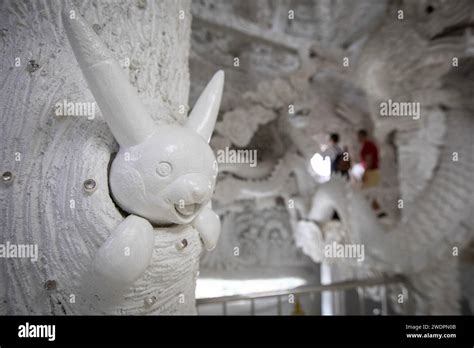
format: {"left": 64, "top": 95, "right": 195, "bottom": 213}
{"left": 93, "top": 215, "right": 154, "bottom": 285}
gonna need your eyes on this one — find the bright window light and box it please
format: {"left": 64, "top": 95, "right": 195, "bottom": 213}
{"left": 310, "top": 153, "right": 331, "bottom": 182}
{"left": 196, "top": 277, "right": 307, "bottom": 299}
{"left": 350, "top": 162, "right": 365, "bottom": 181}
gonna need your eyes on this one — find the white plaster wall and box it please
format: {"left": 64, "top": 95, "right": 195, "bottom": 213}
{"left": 0, "top": 0, "right": 200, "bottom": 314}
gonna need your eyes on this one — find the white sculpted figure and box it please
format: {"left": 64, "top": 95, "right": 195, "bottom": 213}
{"left": 63, "top": 9, "right": 223, "bottom": 287}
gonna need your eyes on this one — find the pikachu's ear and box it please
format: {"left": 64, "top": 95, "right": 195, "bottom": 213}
{"left": 63, "top": 5, "right": 156, "bottom": 148}
{"left": 186, "top": 71, "right": 224, "bottom": 143}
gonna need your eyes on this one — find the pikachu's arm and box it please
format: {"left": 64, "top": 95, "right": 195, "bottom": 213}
{"left": 93, "top": 215, "right": 154, "bottom": 285}
{"left": 192, "top": 203, "right": 221, "bottom": 251}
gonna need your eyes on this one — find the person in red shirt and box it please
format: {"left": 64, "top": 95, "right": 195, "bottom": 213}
{"left": 358, "top": 129, "right": 379, "bottom": 171}
{"left": 357, "top": 129, "right": 382, "bottom": 212}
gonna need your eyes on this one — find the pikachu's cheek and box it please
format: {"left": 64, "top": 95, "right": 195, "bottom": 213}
{"left": 109, "top": 162, "right": 146, "bottom": 212}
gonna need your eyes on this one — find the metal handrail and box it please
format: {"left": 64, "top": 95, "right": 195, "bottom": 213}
{"left": 196, "top": 274, "right": 408, "bottom": 305}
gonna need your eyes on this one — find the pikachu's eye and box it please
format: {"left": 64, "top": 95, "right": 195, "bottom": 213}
{"left": 156, "top": 161, "right": 172, "bottom": 177}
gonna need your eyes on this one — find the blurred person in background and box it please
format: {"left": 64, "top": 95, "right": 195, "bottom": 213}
{"left": 357, "top": 129, "right": 379, "bottom": 187}
{"left": 327, "top": 133, "right": 343, "bottom": 173}
{"left": 357, "top": 129, "right": 383, "bottom": 214}
{"left": 327, "top": 133, "right": 351, "bottom": 179}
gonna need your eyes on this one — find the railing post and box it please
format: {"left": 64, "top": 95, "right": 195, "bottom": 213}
{"left": 380, "top": 285, "right": 388, "bottom": 315}
{"left": 250, "top": 298, "right": 255, "bottom": 315}
{"left": 277, "top": 295, "right": 282, "bottom": 315}
{"left": 223, "top": 302, "right": 227, "bottom": 316}
{"left": 357, "top": 287, "right": 365, "bottom": 315}
{"left": 404, "top": 281, "right": 416, "bottom": 315}
{"left": 402, "top": 285, "right": 410, "bottom": 315}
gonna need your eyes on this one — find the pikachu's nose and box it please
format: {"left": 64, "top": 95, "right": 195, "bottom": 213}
{"left": 176, "top": 174, "right": 212, "bottom": 203}
{"left": 190, "top": 175, "right": 212, "bottom": 202}
{"left": 191, "top": 184, "right": 207, "bottom": 201}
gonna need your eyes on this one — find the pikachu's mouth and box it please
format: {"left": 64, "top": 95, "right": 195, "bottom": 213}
{"left": 174, "top": 203, "right": 200, "bottom": 218}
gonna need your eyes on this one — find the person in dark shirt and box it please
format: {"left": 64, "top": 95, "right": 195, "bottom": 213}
{"left": 327, "top": 133, "right": 351, "bottom": 179}
{"left": 327, "top": 133, "right": 342, "bottom": 173}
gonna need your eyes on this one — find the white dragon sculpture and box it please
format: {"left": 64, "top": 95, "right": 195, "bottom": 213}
{"left": 299, "top": 3, "right": 474, "bottom": 314}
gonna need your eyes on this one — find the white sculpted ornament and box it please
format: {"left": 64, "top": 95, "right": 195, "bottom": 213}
{"left": 64, "top": 9, "right": 223, "bottom": 287}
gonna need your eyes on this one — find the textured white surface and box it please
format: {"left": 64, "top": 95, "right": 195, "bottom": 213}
{"left": 0, "top": 0, "right": 203, "bottom": 315}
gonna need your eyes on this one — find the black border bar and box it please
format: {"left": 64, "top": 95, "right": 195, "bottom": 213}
{"left": 0, "top": 315, "right": 472, "bottom": 345}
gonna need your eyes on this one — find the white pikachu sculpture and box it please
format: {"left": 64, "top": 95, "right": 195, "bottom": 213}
{"left": 63, "top": 9, "right": 223, "bottom": 287}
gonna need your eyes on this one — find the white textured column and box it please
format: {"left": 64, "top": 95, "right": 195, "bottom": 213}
{"left": 0, "top": 0, "right": 199, "bottom": 314}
